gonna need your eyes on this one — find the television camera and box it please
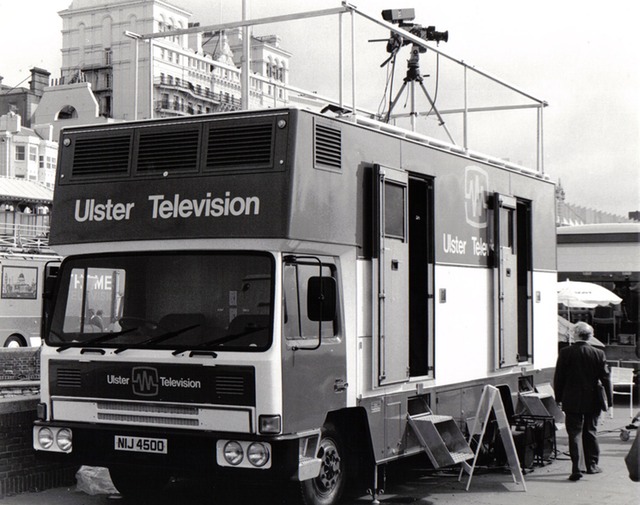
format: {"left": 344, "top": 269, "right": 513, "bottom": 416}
{"left": 376, "top": 8, "right": 454, "bottom": 141}
{"left": 381, "top": 8, "right": 448, "bottom": 57}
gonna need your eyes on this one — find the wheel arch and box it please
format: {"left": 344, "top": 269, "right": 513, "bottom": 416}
{"left": 3, "top": 333, "right": 28, "bottom": 347}
{"left": 324, "top": 407, "right": 376, "bottom": 488}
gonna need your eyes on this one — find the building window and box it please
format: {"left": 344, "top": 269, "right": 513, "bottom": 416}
{"left": 29, "top": 146, "right": 37, "bottom": 162}
{"left": 15, "top": 145, "right": 25, "bottom": 161}
{"left": 58, "top": 105, "right": 78, "bottom": 120}
{"left": 104, "top": 48, "right": 112, "bottom": 65}
{"left": 39, "top": 155, "right": 44, "bottom": 168}
{"left": 102, "top": 96, "right": 111, "bottom": 117}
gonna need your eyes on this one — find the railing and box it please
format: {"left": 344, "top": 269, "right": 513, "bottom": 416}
{"left": 155, "top": 77, "right": 240, "bottom": 105}
{"left": 130, "top": 2, "right": 548, "bottom": 174}
{"left": 0, "top": 215, "right": 51, "bottom": 252}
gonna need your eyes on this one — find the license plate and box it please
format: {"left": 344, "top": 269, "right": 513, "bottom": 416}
{"left": 114, "top": 436, "right": 167, "bottom": 454}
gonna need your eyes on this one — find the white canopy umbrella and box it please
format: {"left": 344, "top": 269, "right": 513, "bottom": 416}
{"left": 557, "top": 280, "right": 622, "bottom": 344}
{"left": 557, "top": 280, "right": 622, "bottom": 308}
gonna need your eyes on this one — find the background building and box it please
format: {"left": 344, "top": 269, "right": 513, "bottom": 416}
{"left": 0, "top": 112, "right": 57, "bottom": 187}
{"left": 555, "top": 180, "right": 636, "bottom": 226}
{"left": 55, "top": 0, "right": 291, "bottom": 121}
{"left": 0, "top": 68, "right": 51, "bottom": 128}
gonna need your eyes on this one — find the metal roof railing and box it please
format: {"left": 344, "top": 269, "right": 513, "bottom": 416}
{"left": 124, "top": 1, "right": 547, "bottom": 174}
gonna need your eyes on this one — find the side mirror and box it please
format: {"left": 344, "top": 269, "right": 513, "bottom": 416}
{"left": 307, "top": 276, "right": 337, "bottom": 322}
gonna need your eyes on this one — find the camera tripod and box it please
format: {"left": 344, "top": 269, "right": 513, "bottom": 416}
{"left": 385, "top": 44, "right": 455, "bottom": 143}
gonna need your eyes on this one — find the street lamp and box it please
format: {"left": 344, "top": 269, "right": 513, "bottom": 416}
{"left": 124, "top": 31, "right": 142, "bottom": 120}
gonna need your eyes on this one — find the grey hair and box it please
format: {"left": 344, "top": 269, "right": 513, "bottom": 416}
{"left": 574, "top": 321, "right": 594, "bottom": 340}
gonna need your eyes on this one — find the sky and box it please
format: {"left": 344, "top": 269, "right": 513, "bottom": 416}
{"left": 1, "top": 0, "right": 638, "bottom": 217}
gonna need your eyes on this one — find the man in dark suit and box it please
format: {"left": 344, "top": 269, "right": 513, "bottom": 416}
{"left": 554, "top": 321, "right": 612, "bottom": 481}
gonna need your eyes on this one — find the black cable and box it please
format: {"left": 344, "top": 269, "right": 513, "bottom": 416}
{"left": 383, "top": 52, "right": 399, "bottom": 123}
{"left": 376, "top": 60, "right": 393, "bottom": 119}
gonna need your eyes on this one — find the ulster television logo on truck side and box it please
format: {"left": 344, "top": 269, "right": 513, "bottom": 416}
{"left": 132, "top": 367, "right": 159, "bottom": 396}
{"left": 464, "top": 166, "right": 489, "bottom": 229}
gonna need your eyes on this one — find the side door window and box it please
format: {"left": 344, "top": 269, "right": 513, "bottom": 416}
{"left": 283, "top": 261, "right": 337, "bottom": 344}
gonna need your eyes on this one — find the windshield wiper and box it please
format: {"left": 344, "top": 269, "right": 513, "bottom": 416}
{"left": 114, "top": 324, "right": 201, "bottom": 354}
{"left": 56, "top": 327, "right": 139, "bottom": 353}
{"left": 171, "top": 326, "right": 265, "bottom": 356}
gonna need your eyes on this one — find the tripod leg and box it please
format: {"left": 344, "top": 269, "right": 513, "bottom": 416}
{"left": 417, "top": 81, "right": 456, "bottom": 145}
{"left": 385, "top": 81, "right": 409, "bottom": 123}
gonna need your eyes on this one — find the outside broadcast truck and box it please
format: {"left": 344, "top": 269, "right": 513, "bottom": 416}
{"left": 32, "top": 106, "right": 558, "bottom": 504}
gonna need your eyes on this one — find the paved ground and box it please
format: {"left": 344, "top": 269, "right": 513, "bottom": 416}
{"left": 1, "top": 407, "right": 638, "bottom": 505}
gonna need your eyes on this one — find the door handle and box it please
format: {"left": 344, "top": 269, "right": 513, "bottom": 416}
{"left": 334, "top": 379, "right": 348, "bottom": 393}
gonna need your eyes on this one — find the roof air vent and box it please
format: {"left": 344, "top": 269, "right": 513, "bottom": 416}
{"left": 137, "top": 127, "right": 200, "bottom": 174}
{"left": 314, "top": 123, "right": 342, "bottom": 170}
{"left": 71, "top": 134, "right": 131, "bottom": 178}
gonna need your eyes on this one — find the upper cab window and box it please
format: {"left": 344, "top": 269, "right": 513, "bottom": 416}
{"left": 283, "top": 261, "right": 338, "bottom": 343}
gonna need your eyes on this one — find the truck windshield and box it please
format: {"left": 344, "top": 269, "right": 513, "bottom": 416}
{"left": 47, "top": 252, "right": 273, "bottom": 352}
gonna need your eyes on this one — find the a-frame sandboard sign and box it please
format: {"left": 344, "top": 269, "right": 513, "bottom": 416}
{"left": 458, "top": 384, "right": 527, "bottom": 491}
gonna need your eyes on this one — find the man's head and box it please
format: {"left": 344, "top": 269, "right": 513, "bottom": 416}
{"left": 573, "top": 321, "right": 594, "bottom": 341}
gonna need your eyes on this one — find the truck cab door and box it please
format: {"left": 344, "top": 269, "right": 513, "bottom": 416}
{"left": 373, "top": 165, "right": 409, "bottom": 386}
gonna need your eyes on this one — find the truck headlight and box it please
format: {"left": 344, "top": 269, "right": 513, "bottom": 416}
{"left": 223, "top": 441, "right": 244, "bottom": 466}
{"left": 247, "top": 442, "right": 270, "bottom": 467}
{"left": 56, "top": 428, "right": 73, "bottom": 452}
{"left": 38, "top": 428, "right": 54, "bottom": 449}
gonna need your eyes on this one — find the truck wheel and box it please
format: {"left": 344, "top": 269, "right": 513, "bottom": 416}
{"left": 4, "top": 335, "right": 26, "bottom": 348}
{"left": 108, "top": 466, "right": 169, "bottom": 497}
{"left": 299, "top": 424, "right": 347, "bottom": 505}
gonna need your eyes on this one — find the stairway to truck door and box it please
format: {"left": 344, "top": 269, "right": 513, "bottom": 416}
{"left": 407, "top": 413, "right": 474, "bottom": 468}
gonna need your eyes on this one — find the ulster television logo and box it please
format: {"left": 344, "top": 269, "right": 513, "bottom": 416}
{"left": 132, "top": 367, "right": 159, "bottom": 396}
{"left": 464, "top": 166, "right": 489, "bottom": 229}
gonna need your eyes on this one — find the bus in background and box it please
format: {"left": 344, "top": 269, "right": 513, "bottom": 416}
{"left": 0, "top": 252, "right": 60, "bottom": 347}
{"left": 557, "top": 222, "right": 640, "bottom": 360}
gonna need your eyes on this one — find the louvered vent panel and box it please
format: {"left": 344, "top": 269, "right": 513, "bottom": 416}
{"left": 314, "top": 123, "right": 342, "bottom": 170}
{"left": 56, "top": 368, "right": 82, "bottom": 388}
{"left": 215, "top": 376, "right": 245, "bottom": 396}
{"left": 206, "top": 123, "right": 273, "bottom": 170}
{"left": 72, "top": 135, "right": 130, "bottom": 177}
{"left": 137, "top": 128, "right": 200, "bottom": 173}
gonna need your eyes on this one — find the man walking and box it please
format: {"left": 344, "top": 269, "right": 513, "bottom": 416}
{"left": 553, "top": 321, "right": 612, "bottom": 481}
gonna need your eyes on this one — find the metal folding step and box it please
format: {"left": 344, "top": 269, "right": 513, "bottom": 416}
{"left": 407, "top": 413, "right": 474, "bottom": 468}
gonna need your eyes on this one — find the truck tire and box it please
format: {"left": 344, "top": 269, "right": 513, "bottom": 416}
{"left": 299, "top": 424, "right": 347, "bottom": 505}
{"left": 3, "top": 334, "right": 26, "bottom": 348}
{"left": 108, "top": 466, "right": 169, "bottom": 498}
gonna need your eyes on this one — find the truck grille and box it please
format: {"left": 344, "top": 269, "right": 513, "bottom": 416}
{"left": 97, "top": 401, "right": 199, "bottom": 426}
{"left": 50, "top": 361, "right": 256, "bottom": 406}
